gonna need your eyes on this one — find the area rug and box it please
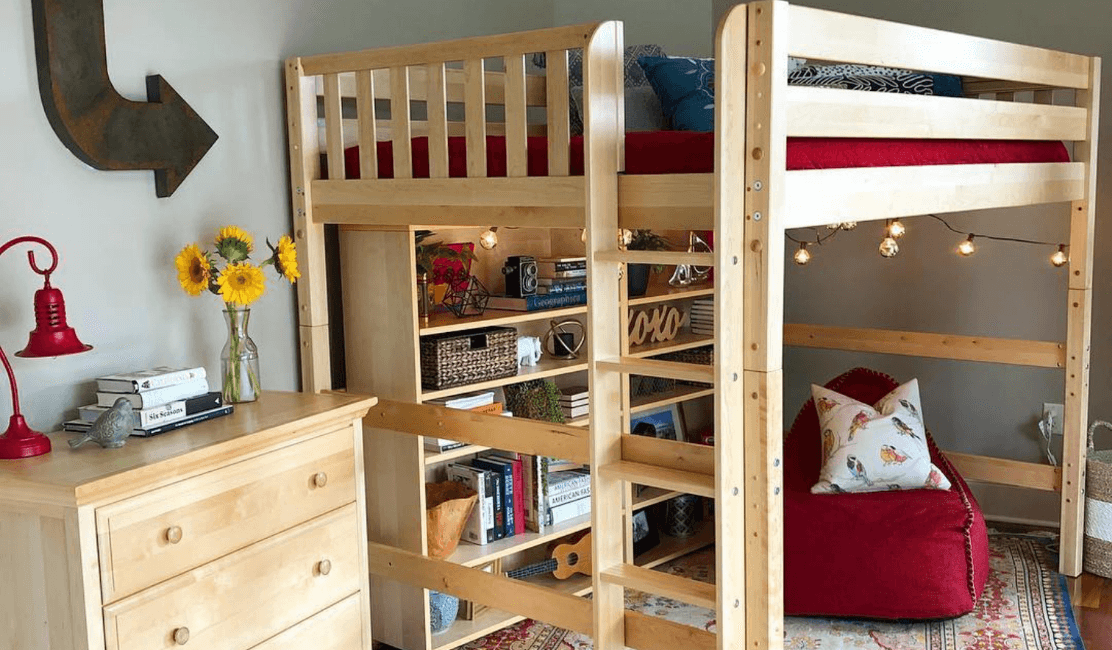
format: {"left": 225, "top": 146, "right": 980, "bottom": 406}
{"left": 459, "top": 534, "right": 1084, "bottom": 650}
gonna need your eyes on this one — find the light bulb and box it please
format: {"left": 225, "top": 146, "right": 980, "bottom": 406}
{"left": 580, "top": 229, "right": 587, "bottom": 243}
{"left": 479, "top": 228, "right": 499, "bottom": 250}
{"left": 840, "top": 221, "right": 858, "bottom": 231}
{"left": 793, "top": 243, "right": 812, "bottom": 266}
{"left": 878, "top": 236, "right": 899, "bottom": 258}
{"left": 888, "top": 219, "right": 906, "bottom": 238}
{"left": 1050, "top": 245, "right": 1069, "bottom": 267}
{"left": 957, "top": 234, "right": 976, "bottom": 257}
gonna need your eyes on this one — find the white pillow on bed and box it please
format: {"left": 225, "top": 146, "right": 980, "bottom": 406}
{"left": 811, "top": 378, "right": 952, "bottom": 494}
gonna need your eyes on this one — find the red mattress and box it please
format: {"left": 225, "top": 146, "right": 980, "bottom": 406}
{"left": 344, "top": 131, "right": 1069, "bottom": 179}
{"left": 783, "top": 368, "right": 989, "bottom": 620}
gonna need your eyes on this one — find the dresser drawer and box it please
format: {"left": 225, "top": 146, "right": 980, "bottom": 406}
{"left": 103, "top": 503, "right": 362, "bottom": 650}
{"left": 250, "top": 593, "right": 364, "bottom": 650}
{"left": 96, "top": 425, "right": 356, "bottom": 602}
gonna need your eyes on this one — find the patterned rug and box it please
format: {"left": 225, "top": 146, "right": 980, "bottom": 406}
{"left": 460, "top": 534, "right": 1084, "bottom": 650}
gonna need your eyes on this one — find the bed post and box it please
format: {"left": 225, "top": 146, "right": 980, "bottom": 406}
{"left": 744, "top": 2, "right": 786, "bottom": 649}
{"left": 1061, "top": 56, "right": 1101, "bottom": 577}
{"left": 285, "top": 57, "right": 333, "bottom": 392}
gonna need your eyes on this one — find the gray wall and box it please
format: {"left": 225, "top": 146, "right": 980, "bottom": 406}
{"left": 0, "top": 0, "right": 552, "bottom": 430}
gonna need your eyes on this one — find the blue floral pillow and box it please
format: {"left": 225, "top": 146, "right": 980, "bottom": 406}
{"left": 637, "top": 56, "right": 715, "bottom": 132}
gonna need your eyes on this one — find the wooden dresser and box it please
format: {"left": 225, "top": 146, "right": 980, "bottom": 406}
{"left": 0, "top": 390, "right": 377, "bottom": 650}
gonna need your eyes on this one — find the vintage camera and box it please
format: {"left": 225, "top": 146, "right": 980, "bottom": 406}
{"left": 502, "top": 255, "right": 538, "bottom": 297}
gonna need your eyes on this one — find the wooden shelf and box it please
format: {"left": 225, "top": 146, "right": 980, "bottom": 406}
{"left": 421, "top": 358, "right": 588, "bottom": 401}
{"left": 567, "top": 416, "right": 589, "bottom": 427}
{"left": 630, "top": 385, "right": 715, "bottom": 415}
{"left": 422, "top": 305, "right": 587, "bottom": 336}
{"left": 424, "top": 444, "right": 491, "bottom": 466}
{"left": 432, "top": 521, "right": 713, "bottom": 650}
{"left": 628, "top": 284, "right": 714, "bottom": 307}
{"left": 628, "top": 331, "right": 713, "bottom": 359}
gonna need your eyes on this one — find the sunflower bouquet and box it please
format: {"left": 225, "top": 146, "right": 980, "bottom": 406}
{"left": 174, "top": 226, "right": 300, "bottom": 403}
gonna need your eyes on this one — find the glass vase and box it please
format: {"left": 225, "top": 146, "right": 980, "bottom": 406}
{"left": 221, "top": 306, "right": 260, "bottom": 403}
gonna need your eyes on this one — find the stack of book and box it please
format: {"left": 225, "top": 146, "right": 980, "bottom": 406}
{"left": 488, "top": 257, "right": 587, "bottom": 311}
{"left": 523, "top": 457, "right": 591, "bottom": 533}
{"left": 559, "top": 385, "right": 589, "bottom": 421}
{"left": 690, "top": 297, "right": 714, "bottom": 336}
{"left": 65, "top": 366, "right": 232, "bottom": 437}
{"left": 424, "top": 390, "right": 506, "bottom": 452}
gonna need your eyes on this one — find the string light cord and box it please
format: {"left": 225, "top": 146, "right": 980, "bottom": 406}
{"left": 925, "top": 213, "right": 1066, "bottom": 248}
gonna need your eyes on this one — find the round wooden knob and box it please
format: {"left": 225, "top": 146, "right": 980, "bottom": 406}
{"left": 166, "top": 526, "right": 183, "bottom": 544}
{"left": 173, "top": 627, "right": 190, "bottom": 645}
{"left": 318, "top": 559, "right": 332, "bottom": 576}
{"left": 313, "top": 472, "right": 328, "bottom": 488}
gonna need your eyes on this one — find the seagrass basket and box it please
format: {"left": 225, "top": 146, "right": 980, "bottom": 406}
{"left": 1084, "top": 420, "right": 1112, "bottom": 578}
{"left": 420, "top": 326, "right": 518, "bottom": 390}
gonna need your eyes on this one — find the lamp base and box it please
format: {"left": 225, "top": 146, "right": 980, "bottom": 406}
{"left": 0, "top": 414, "right": 51, "bottom": 459}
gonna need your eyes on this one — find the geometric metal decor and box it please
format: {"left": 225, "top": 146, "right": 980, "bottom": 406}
{"left": 442, "top": 275, "right": 491, "bottom": 318}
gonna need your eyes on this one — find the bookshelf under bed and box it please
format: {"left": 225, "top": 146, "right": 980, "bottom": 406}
{"left": 285, "top": 3, "right": 1100, "bottom": 650}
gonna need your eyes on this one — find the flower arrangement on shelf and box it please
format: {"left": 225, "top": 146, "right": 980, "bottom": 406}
{"left": 174, "top": 226, "right": 300, "bottom": 404}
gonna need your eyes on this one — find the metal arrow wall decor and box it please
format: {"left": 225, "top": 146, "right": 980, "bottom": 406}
{"left": 31, "top": 0, "right": 218, "bottom": 198}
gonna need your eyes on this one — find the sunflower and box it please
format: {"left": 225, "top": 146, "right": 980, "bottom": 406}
{"left": 271, "top": 235, "right": 300, "bottom": 283}
{"left": 175, "top": 244, "right": 211, "bottom": 296}
{"left": 216, "top": 262, "right": 266, "bottom": 305}
{"left": 215, "top": 225, "right": 254, "bottom": 263}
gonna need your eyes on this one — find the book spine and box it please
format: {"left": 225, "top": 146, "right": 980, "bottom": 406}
{"left": 134, "top": 405, "right": 234, "bottom": 437}
{"left": 471, "top": 459, "right": 511, "bottom": 539}
{"left": 549, "top": 496, "right": 591, "bottom": 525}
{"left": 447, "top": 465, "right": 489, "bottom": 545}
{"left": 136, "top": 401, "right": 187, "bottom": 428}
{"left": 484, "top": 470, "right": 501, "bottom": 540}
{"left": 539, "top": 282, "right": 587, "bottom": 294}
{"left": 96, "top": 366, "right": 206, "bottom": 392}
{"left": 547, "top": 484, "right": 591, "bottom": 507}
{"left": 538, "top": 269, "right": 587, "bottom": 279}
{"left": 183, "top": 392, "right": 222, "bottom": 415}
{"left": 99, "top": 377, "right": 209, "bottom": 408}
{"left": 511, "top": 458, "right": 524, "bottom": 536}
{"left": 526, "top": 291, "right": 587, "bottom": 310}
{"left": 538, "top": 262, "right": 587, "bottom": 273}
{"left": 547, "top": 473, "right": 592, "bottom": 499}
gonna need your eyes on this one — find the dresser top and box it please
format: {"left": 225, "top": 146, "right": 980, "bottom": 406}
{"left": 0, "top": 390, "right": 376, "bottom": 507}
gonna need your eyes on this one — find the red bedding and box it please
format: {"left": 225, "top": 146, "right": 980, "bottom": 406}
{"left": 344, "top": 131, "right": 1069, "bottom": 179}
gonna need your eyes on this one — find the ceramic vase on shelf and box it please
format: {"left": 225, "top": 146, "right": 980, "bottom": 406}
{"left": 221, "top": 306, "right": 260, "bottom": 403}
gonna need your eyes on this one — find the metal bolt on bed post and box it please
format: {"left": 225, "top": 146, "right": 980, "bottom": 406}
{"left": 753, "top": 180, "right": 763, "bottom": 191}
{"left": 753, "top": 212, "right": 763, "bottom": 221}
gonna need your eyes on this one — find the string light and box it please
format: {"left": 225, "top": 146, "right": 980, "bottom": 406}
{"left": 956, "top": 234, "right": 977, "bottom": 257}
{"left": 878, "top": 236, "right": 899, "bottom": 258}
{"left": 1050, "top": 245, "right": 1069, "bottom": 267}
{"left": 793, "top": 242, "right": 812, "bottom": 265}
{"left": 888, "top": 219, "right": 906, "bottom": 239}
{"left": 479, "top": 227, "right": 499, "bottom": 250}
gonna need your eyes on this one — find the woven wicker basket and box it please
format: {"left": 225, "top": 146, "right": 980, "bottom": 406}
{"left": 420, "top": 326, "right": 518, "bottom": 391}
{"left": 1084, "top": 420, "right": 1112, "bottom": 578}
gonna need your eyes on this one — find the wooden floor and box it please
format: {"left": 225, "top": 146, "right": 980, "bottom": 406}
{"left": 1069, "top": 572, "right": 1112, "bottom": 649}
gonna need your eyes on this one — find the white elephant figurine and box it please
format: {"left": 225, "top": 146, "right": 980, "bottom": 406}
{"left": 517, "top": 336, "right": 543, "bottom": 366}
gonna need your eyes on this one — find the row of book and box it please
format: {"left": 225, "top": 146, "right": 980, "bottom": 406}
{"left": 448, "top": 454, "right": 591, "bottom": 545}
{"left": 424, "top": 390, "right": 509, "bottom": 452}
{"left": 690, "top": 297, "right": 713, "bottom": 336}
{"left": 63, "top": 366, "right": 233, "bottom": 437}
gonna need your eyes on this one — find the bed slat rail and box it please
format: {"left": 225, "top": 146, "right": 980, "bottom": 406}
{"left": 944, "top": 452, "right": 1063, "bottom": 492}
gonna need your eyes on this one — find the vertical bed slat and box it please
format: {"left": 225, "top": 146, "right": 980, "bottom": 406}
{"left": 546, "top": 49, "right": 571, "bottom": 176}
{"left": 323, "top": 73, "right": 346, "bottom": 180}
{"left": 464, "top": 58, "right": 488, "bottom": 178}
{"left": 505, "top": 54, "right": 529, "bottom": 177}
{"left": 355, "top": 70, "right": 378, "bottom": 179}
{"left": 427, "top": 62, "right": 450, "bottom": 178}
{"left": 390, "top": 66, "right": 413, "bottom": 179}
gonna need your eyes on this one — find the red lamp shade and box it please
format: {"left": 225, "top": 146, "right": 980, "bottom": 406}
{"left": 16, "top": 284, "right": 91, "bottom": 358}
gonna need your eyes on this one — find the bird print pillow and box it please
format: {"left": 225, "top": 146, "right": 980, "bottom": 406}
{"left": 811, "top": 379, "right": 952, "bottom": 494}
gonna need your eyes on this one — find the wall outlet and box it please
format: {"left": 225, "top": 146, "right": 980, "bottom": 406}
{"left": 1043, "top": 402, "right": 1064, "bottom": 436}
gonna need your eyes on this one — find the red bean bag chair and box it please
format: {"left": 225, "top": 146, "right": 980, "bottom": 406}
{"left": 784, "top": 367, "right": 989, "bottom": 619}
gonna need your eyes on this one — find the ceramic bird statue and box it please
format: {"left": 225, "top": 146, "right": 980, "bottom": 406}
{"left": 846, "top": 455, "right": 872, "bottom": 486}
{"left": 891, "top": 417, "right": 921, "bottom": 440}
{"left": 898, "top": 399, "right": 921, "bottom": 421}
{"left": 847, "top": 410, "right": 870, "bottom": 441}
{"left": 879, "top": 444, "right": 910, "bottom": 465}
{"left": 69, "top": 397, "right": 135, "bottom": 449}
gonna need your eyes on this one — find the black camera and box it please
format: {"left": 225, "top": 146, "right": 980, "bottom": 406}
{"left": 502, "top": 255, "right": 538, "bottom": 297}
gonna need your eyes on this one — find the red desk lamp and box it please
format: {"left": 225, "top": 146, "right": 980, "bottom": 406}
{"left": 0, "top": 236, "right": 91, "bottom": 459}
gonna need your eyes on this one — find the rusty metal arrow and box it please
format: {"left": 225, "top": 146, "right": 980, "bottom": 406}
{"left": 31, "top": 0, "right": 218, "bottom": 198}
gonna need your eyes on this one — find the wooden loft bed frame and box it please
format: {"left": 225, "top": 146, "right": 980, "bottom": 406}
{"left": 285, "top": 3, "right": 1100, "bottom": 650}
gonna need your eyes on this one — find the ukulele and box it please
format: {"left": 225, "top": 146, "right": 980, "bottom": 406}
{"left": 505, "top": 533, "right": 592, "bottom": 580}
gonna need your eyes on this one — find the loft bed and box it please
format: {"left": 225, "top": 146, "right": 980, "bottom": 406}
{"left": 284, "top": 3, "right": 1100, "bottom": 650}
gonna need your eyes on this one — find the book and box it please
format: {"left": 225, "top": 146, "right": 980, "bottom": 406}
{"left": 486, "top": 290, "right": 587, "bottom": 312}
{"left": 447, "top": 463, "right": 494, "bottom": 545}
{"left": 470, "top": 402, "right": 504, "bottom": 416}
{"left": 549, "top": 495, "right": 591, "bottom": 525}
{"left": 427, "top": 390, "right": 495, "bottom": 410}
{"left": 536, "top": 259, "right": 586, "bottom": 275}
{"left": 546, "top": 458, "right": 583, "bottom": 473}
{"left": 95, "top": 366, "right": 206, "bottom": 393}
{"left": 559, "top": 385, "right": 589, "bottom": 401}
{"left": 560, "top": 404, "right": 589, "bottom": 419}
{"left": 537, "top": 282, "right": 587, "bottom": 295}
{"left": 424, "top": 438, "right": 467, "bottom": 452}
{"left": 538, "top": 269, "right": 586, "bottom": 279}
{"left": 536, "top": 256, "right": 586, "bottom": 265}
{"left": 548, "top": 469, "right": 592, "bottom": 499}
{"left": 537, "top": 277, "right": 587, "bottom": 288}
{"left": 477, "top": 463, "right": 504, "bottom": 540}
{"left": 522, "top": 454, "right": 550, "bottom": 532}
{"left": 64, "top": 404, "right": 234, "bottom": 438}
{"left": 96, "top": 376, "right": 210, "bottom": 409}
{"left": 79, "top": 391, "right": 222, "bottom": 428}
{"left": 547, "top": 483, "right": 591, "bottom": 507}
{"left": 473, "top": 456, "right": 515, "bottom": 539}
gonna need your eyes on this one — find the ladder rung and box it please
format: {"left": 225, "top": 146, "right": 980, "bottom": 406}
{"left": 599, "top": 461, "right": 715, "bottom": 498}
{"left": 594, "top": 250, "right": 716, "bottom": 266}
{"left": 600, "top": 564, "right": 716, "bottom": 610}
{"left": 597, "top": 357, "right": 714, "bottom": 384}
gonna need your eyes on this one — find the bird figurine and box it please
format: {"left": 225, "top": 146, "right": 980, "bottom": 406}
{"left": 898, "top": 399, "right": 921, "bottom": 421}
{"left": 816, "top": 396, "right": 839, "bottom": 416}
{"left": 891, "top": 416, "right": 921, "bottom": 440}
{"left": 847, "top": 410, "right": 870, "bottom": 441}
{"left": 69, "top": 397, "right": 135, "bottom": 449}
{"left": 879, "top": 444, "right": 910, "bottom": 465}
{"left": 846, "top": 455, "right": 873, "bottom": 486}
